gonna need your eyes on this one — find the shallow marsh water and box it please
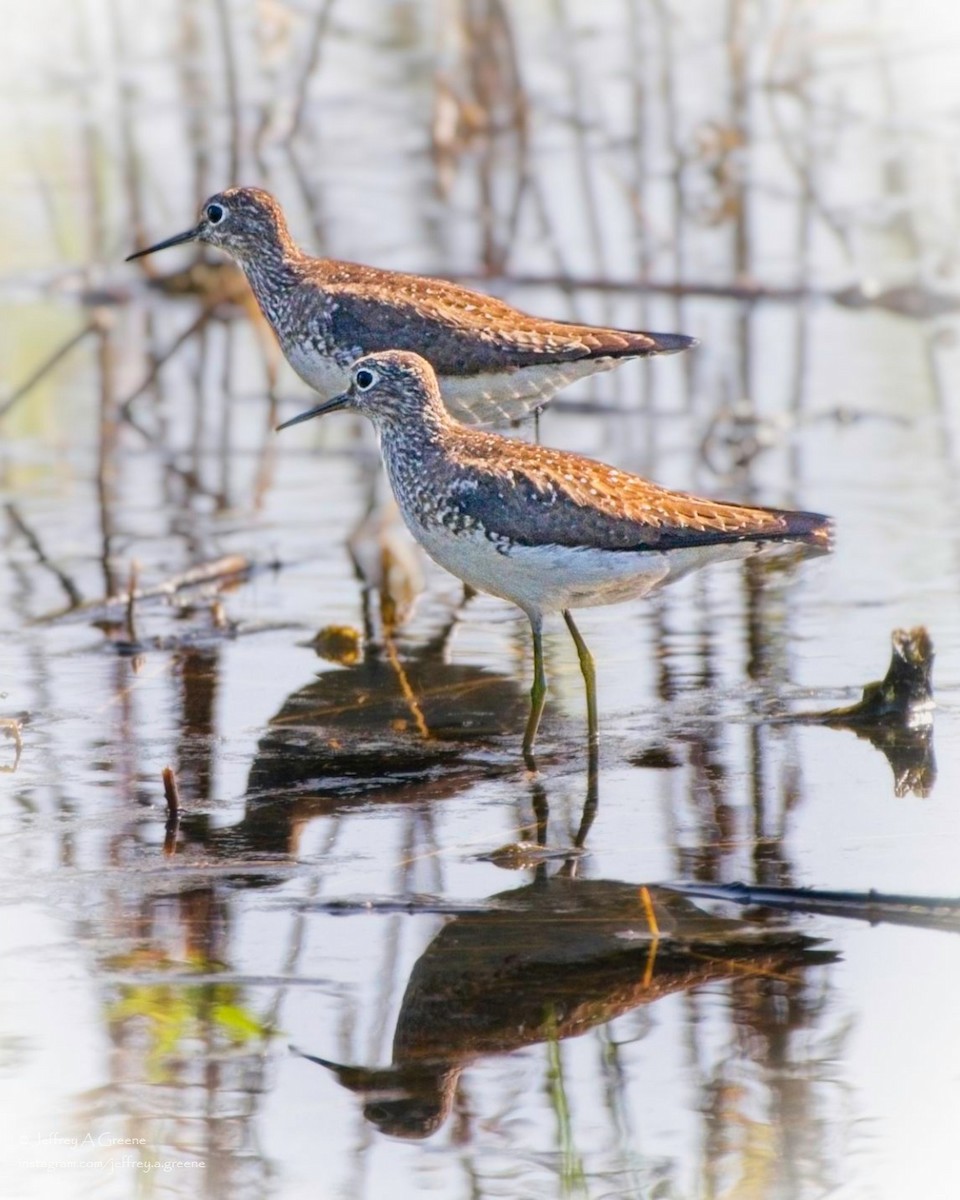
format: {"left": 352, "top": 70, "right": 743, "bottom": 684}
{"left": 2, "top": 2, "right": 960, "bottom": 1198}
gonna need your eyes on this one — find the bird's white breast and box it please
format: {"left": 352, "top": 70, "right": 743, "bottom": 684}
{"left": 408, "top": 521, "right": 669, "bottom": 617}
{"left": 285, "top": 342, "right": 352, "bottom": 399}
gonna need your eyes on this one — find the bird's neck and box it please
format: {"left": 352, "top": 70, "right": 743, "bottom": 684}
{"left": 234, "top": 237, "right": 308, "bottom": 329}
{"left": 377, "top": 406, "right": 460, "bottom": 511}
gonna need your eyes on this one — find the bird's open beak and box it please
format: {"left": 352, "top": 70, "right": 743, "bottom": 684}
{"left": 125, "top": 224, "right": 203, "bottom": 262}
{"left": 275, "top": 392, "right": 352, "bottom": 431}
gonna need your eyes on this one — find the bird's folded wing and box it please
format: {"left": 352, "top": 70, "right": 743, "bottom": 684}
{"left": 322, "top": 277, "right": 693, "bottom": 373}
{"left": 444, "top": 446, "right": 831, "bottom": 552}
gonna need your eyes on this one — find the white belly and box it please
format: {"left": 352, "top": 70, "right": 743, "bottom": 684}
{"left": 410, "top": 521, "right": 778, "bottom": 618}
{"left": 410, "top": 522, "right": 662, "bottom": 616}
{"left": 286, "top": 342, "right": 352, "bottom": 399}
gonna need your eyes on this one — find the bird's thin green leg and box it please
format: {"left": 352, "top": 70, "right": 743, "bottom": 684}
{"left": 563, "top": 610, "right": 599, "bottom": 749}
{"left": 522, "top": 617, "right": 547, "bottom": 768}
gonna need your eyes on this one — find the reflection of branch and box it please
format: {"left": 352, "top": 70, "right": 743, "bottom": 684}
{"left": 118, "top": 306, "right": 216, "bottom": 427}
{"left": 283, "top": 142, "right": 327, "bottom": 250}
{"left": 109, "top": 0, "right": 147, "bottom": 251}
{"left": 212, "top": 0, "right": 241, "bottom": 181}
{"left": 5, "top": 502, "right": 84, "bottom": 609}
{"left": 451, "top": 271, "right": 960, "bottom": 311}
{"left": 383, "top": 635, "right": 431, "bottom": 742}
{"left": 464, "top": 271, "right": 816, "bottom": 299}
{"left": 553, "top": 0, "right": 607, "bottom": 290}
{"left": 665, "top": 881, "right": 960, "bottom": 935}
{"left": 764, "top": 80, "right": 852, "bottom": 258}
{"left": 284, "top": 0, "right": 336, "bottom": 147}
{"left": 0, "top": 320, "right": 99, "bottom": 421}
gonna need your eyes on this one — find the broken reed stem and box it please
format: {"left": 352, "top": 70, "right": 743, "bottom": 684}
{"left": 162, "top": 765, "right": 182, "bottom": 831}
{"left": 162, "top": 766, "right": 181, "bottom": 856}
{"left": 125, "top": 560, "right": 140, "bottom": 645}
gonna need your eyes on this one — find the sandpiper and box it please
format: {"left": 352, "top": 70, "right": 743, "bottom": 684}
{"left": 277, "top": 351, "right": 832, "bottom": 762}
{"left": 127, "top": 186, "right": 695, "bottom": 426}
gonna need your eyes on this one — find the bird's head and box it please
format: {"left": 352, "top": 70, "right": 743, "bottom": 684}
{"left": 277, "top": 351, "right": 447, "bottom": 434}
{"left": 126, "top": 186, "right": 292, "bottom": 265}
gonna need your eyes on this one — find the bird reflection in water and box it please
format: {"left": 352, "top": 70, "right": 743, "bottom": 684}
{"left": 294, "top": 880, "right": 834, "bottom": 1139}
{"left": 246, "top": 611, "right": 528, "bottom": 785}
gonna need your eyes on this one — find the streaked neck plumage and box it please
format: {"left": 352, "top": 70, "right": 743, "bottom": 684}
{"left": 369, "top": 388, "right": 460, "bottom": 515}
{"left": 228, "top": 226, "right": 309, "bottom": 331}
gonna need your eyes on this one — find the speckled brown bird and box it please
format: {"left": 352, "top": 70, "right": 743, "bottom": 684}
{"left": 277, "top": 350, "right": 832, "bottom": 762}
{"left": 126, "top": 186, "right": 696, "bottom": 426}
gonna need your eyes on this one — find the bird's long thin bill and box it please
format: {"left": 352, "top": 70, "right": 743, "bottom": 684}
{"left": 125, "top": 226, "right": 201, "bottom": 261}
{"left": 275, "top": 393, "right": 351, "bottom": 431}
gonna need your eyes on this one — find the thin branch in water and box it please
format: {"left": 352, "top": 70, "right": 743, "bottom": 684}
{"left": 664, "top": 881, "right": 960, "bottom": 935}
{"left": 162, "top": 765, "right": 182, "bottom": 819}
{"left": 35, "top": 553, "right": 258, "bottom": 624}
{"left": 96, "top": 321, "right": 119, "bottom": 599}
{"left": 125, "top": 560, "right": 140, "bottom": 646}
{"left": 162, "top": 765, "right": 182, "bottom": 856}
{"left": 5, "top": 503, "right": 85, "bottom": 609}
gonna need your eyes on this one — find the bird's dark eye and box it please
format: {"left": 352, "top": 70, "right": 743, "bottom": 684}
{"left": 355, "top": 368, "right": 377, "bottom": 391}
{"left": 206, "top": 203, "right": 224, "bottom": 225}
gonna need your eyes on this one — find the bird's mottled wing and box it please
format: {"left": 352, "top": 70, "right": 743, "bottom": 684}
{"left": 320, "top": 271, "right": 694, "bottom": 374}
{"left": 444, "top": 438, "right": 832, "bottom": 552}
